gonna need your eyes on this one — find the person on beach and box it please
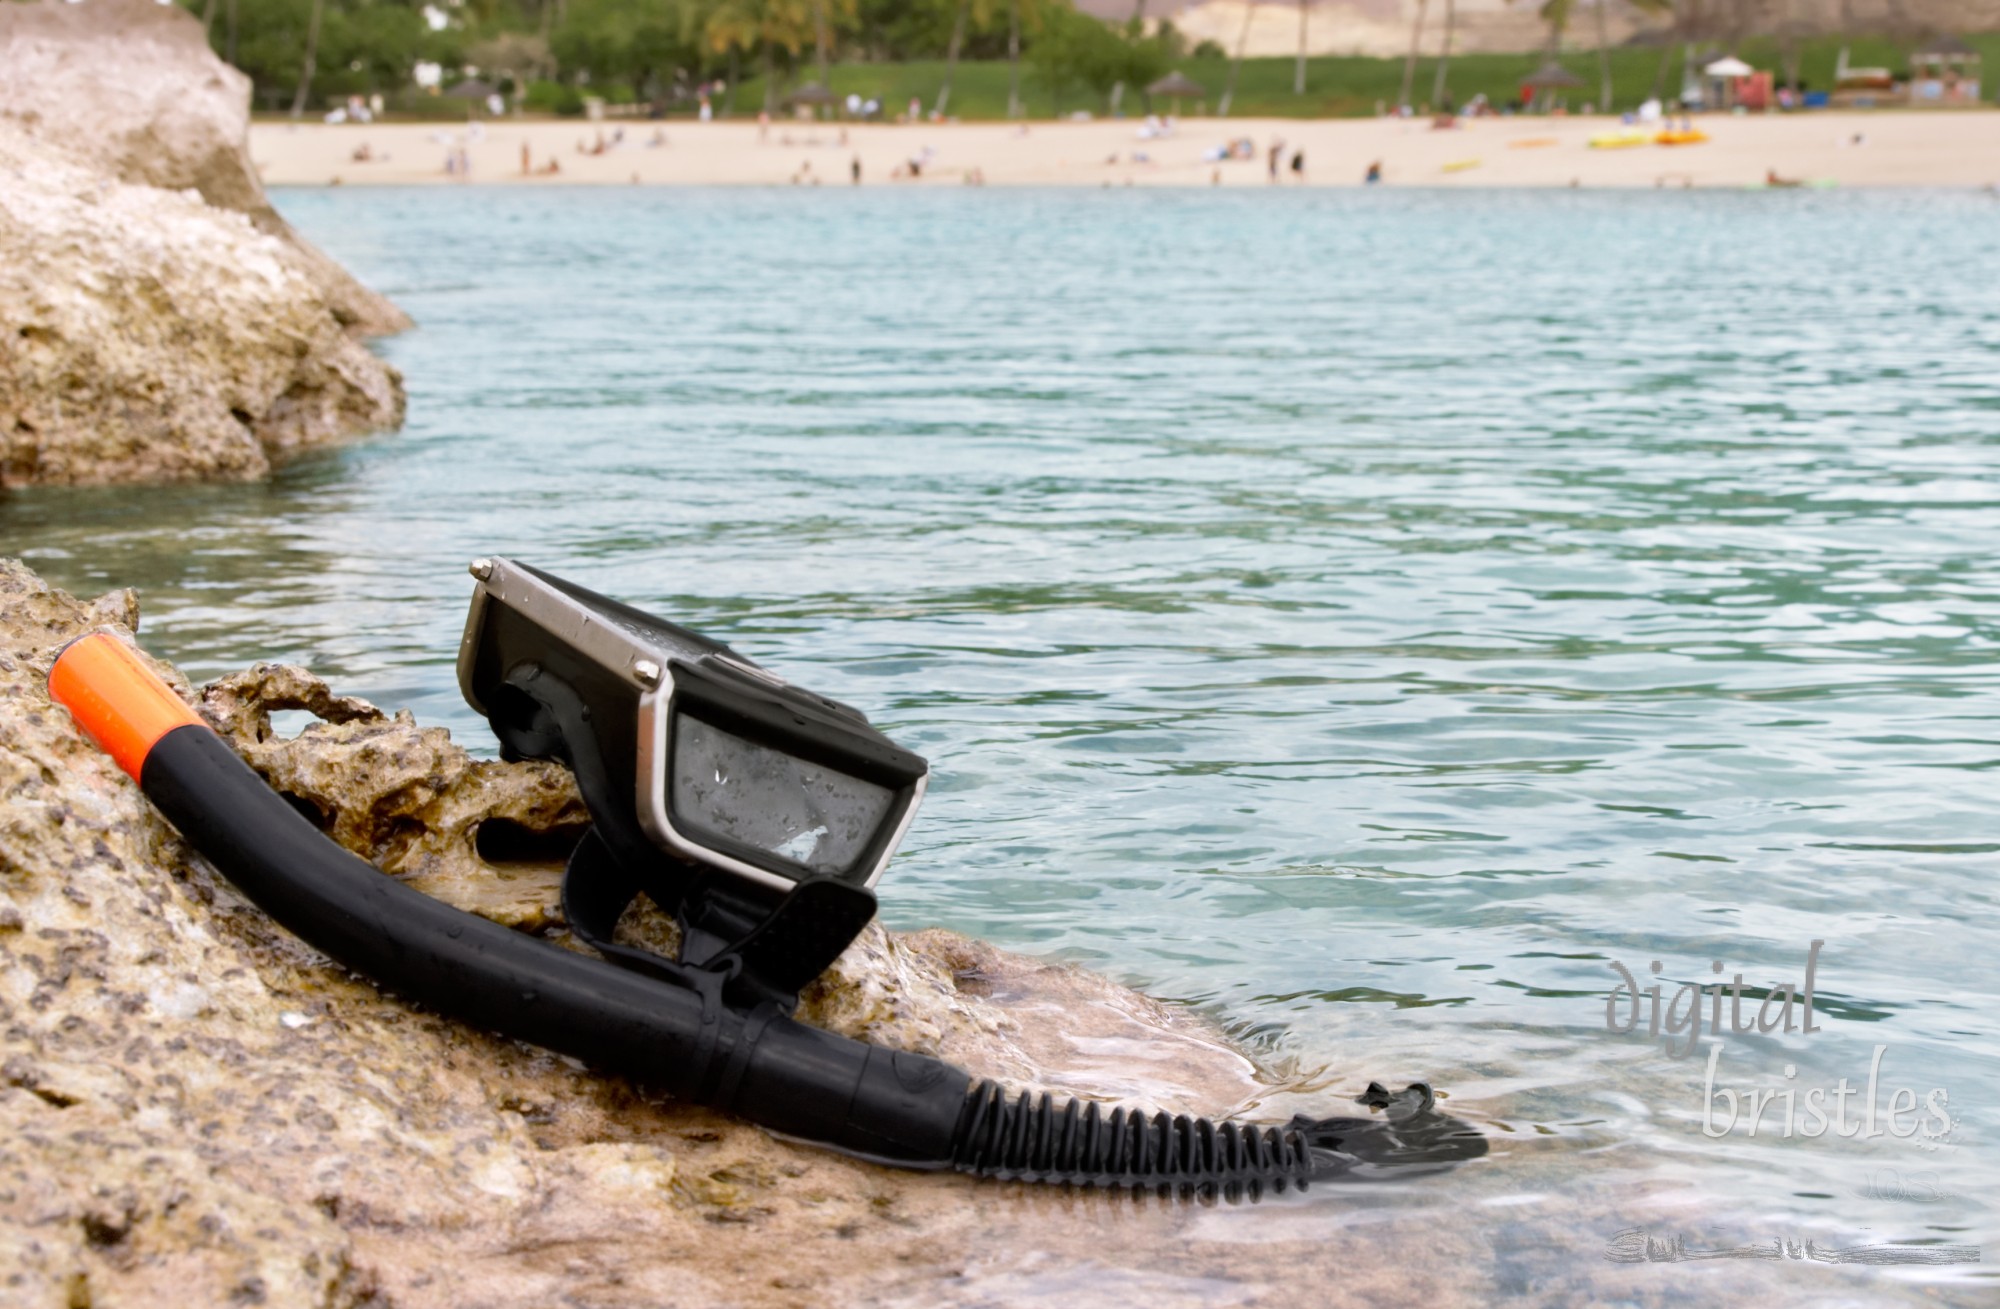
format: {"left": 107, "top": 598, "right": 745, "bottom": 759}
{"left": 758, "top": 111, "right": 770, "bottom": 143}
{"left": 1290, "top": 149, "right": 1306, "bottom": 182}
{"left": 851, "top": 155, "right": 862, "bottom": 185}
{"left": 520, "top": 142, "right": 531, "bottom": 175}
{"left": 1365, "top": 159, "right": 1383, "bottom": 184}
{"left": 1268, "top": 139, "right": 1284, "bottom": 183}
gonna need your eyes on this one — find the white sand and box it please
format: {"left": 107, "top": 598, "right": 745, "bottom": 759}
{"left": 252, "top": 111, "right": 2000, "bottom": 190}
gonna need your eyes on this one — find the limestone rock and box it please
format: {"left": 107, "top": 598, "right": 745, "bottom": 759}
{"left": 198, "top": 662, "right": 590, "bottom": 931}
{"left": 0, "top": 123, "right": 404, "bottom": 486}
{"left": 0, "top": 559, "right": 1299, "bottom": 1308}
{"left": 0, "top": 0, "right": 408, "bottom": 337}
{"left": 0, "top": 0, "right": 406, "bottom": 487}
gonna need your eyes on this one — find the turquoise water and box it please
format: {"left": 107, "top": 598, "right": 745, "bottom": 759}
{"left": 6, "top": 187, "right": 1997, "bottom": 1299}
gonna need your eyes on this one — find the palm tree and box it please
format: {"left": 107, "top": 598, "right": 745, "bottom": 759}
{"left": 1007, "top": 0, "right": 1023, "bottom": 117}
{"left": 935, "top": 0, "right": 991, "bottom": 117}
{"left": 704, "top": 0, "right": 814, "bottom": 112}
{"left": 703, "top": 0, "right": 759, "bottom": 92}
{"left": 1398, "top": 0, "right": 1429, "bottom": 111}
{"left": 1593, "top": 0, "right": 1612, "bottom": 110}
{"left": 1539, "top": 0, "right": 1572, "bottom": 61}
{"left": 289, "top": 0, "right": 324, "bottom": 119}
{"left": 1219, "top": 0, "right": 1257, "bottom": 116}
{"left": 1294, "top": 0, "right": 1308, "bottom": 95}
{"left": 812, "top": 0, "right": 831, "bottom": 92}
{"left": 805, "top": 0, "right": 858, "bottom": 106}
{"left": 1430, "top": 0, "right": 1455, "bottom": 109}
{"left": 1632, "top": 0, "right": 1678, "bottom": 102}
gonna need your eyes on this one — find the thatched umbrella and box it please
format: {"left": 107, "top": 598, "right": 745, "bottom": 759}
{"left": 1910, "top": 35, "right": 1981, "bottom": 105}
{"left": 785, "top": 81, "right": 839, "bottom": 111}
{"left": 1522, "top": 60, "right": 1586, "bottom": 90}
{"left": 1522, "top": 59, "right": 1584, "bottom": 112}
{"left": 1146, "top": 69, "right": 1206, "bottom": 115}
{"left": 1913, "top": 33, "right": 1976, "bottom": 60}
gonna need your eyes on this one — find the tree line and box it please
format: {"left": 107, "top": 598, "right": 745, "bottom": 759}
{"left": 179, "top": 0, "right": 1982, "bottom": 119}
{"left": 177, "top": 0, "right": 1216, "bottom": 116}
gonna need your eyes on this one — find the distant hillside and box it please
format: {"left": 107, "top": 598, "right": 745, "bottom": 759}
{"left": 1086, "top": 0, "right": 2000, "bottom": 60}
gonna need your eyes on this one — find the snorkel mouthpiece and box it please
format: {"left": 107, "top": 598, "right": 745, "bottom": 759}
{"left": 47, "top": 565, "right": 1486, "bottom": 1196}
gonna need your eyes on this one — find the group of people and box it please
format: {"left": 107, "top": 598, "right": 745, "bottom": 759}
{"left": 1266, "top": 139, "right": 1306, "bottom": 182}
{"left": 404, "top": 115, "right": 1413, "bottom": 189}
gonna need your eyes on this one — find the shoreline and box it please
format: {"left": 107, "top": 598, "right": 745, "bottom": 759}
{"left": 253, "top": 112, "right": 2000, "bottom": 190}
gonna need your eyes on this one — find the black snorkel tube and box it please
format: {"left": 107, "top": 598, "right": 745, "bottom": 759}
{"left": 48, "top": 562, "right": 1486, "bottom": 1196}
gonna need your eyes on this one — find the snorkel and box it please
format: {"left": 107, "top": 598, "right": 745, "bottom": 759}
{"left": 48, "top": 558, "right": 1485, "bottom": 1195}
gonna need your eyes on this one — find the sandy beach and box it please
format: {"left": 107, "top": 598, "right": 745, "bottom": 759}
{"left": 252, "top": 110, "right": 2000, "bottom": 189}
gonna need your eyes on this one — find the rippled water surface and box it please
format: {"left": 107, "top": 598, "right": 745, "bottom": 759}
{"left": 7, "top": 188, "right": 1998, "bottom": 1301}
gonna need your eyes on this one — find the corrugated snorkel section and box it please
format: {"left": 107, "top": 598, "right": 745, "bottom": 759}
{"left": 951, "top": 1081, "right": 1321, "bottom": 1198}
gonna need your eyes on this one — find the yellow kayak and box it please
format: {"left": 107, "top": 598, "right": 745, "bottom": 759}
{"left": 1589, "top": 128, "right": 1651, "bottom": 149}
{"left": 1441, "top": 158, "right": 1482, "bottom": 173}
{"left": 1656, "top": 129, "right": 1710, "bottom": 146}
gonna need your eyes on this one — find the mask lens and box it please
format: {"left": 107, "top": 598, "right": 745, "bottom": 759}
{"left": 671, "top": 715, "right": 895, "bottom": 878}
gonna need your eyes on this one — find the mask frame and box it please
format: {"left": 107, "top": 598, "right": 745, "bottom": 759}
{"left": 457, "top": 557, "right": 929, "bottom": 894}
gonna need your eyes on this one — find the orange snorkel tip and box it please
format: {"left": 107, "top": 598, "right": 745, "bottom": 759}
{"left": 47, "top": 633, "right": 204, "bottom": 782}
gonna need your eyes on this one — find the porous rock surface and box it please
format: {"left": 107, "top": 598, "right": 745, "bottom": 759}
{"left": 0, "top": 0, "right": 406, "bottom": 487}
{"left": 0, "top": 560, "right": 1309, "bottom": 1308}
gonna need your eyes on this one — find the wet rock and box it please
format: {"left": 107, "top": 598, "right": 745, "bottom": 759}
{"left": 0, "top": 0, "right": 405, "bottom": 487}
{"left": 0, "top": 559, "right": 1295, "bottom": 1308}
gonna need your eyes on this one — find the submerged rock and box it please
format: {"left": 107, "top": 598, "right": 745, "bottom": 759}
{"left": 0, "top": 560, "right": 1286, "bottom": 1307}
{"left": 0, "top": 0, "right": 405, "bottom": 487}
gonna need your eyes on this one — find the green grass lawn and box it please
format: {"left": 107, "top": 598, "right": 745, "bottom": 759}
{"left": 707, "top": 35, "right": 1996, "bottom": 121}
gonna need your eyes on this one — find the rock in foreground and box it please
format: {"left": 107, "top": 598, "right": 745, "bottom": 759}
{"left": 0, "top": 560, "right": 1293, "bottom": 1308}
{"left": 0, "top": 0, "right": 405, "bottom": 487}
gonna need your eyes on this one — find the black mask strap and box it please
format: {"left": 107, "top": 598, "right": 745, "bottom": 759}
{"left": 500, "top": 662, "right": 878, "bottom": 1010}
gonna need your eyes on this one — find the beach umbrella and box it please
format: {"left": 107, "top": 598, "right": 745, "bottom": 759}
{"left": 1147, "top": 70, "right": 1206, "bottom": 98}
{"left": 1146, "top": 70, "right": 1205, "bottom": 116}
{"left": 1703, "top": 56, "right": 1754, "bottom": 78}
{"left": 1521, "top": 60, "right": 1585, "bottom": 112}
{"left": 1913, "top": 34, "right": 1976, "bottom": 59}
{"left": 785, "top": 82, "right": 839, "bottom": 107}
{"left": 1522, "top": 60, "right": 1587, "bottom": 89}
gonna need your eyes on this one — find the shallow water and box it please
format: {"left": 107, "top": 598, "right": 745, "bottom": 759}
{"left": 6, "top": 187, "right": 1997, "bottom": 1302}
